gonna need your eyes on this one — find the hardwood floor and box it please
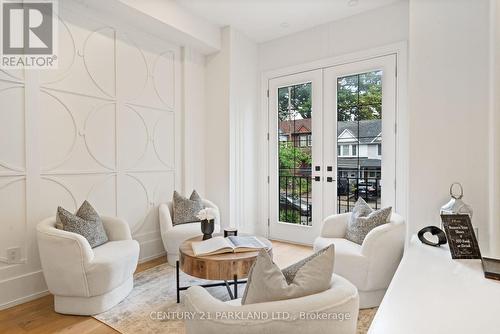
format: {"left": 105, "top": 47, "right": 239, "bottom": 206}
{"left": 0, "top": 240, "right": 312, "bottom": 334}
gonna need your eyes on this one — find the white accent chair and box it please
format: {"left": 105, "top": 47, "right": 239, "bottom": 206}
{"left": 159, "top": 199, "right": 220, "bottom": 266}
{"left": 313, "top": 212, "right": 405, "bottom": 309}
{"left": 185, "top": 274, "right": 359, "bottom": 334}
{"left": 36, "top": 216, "right": 139, "bottom": 315}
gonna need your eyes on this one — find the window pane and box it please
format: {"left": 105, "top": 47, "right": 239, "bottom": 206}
{"left": 359, "top": 71, "right": 382, "bottom": 106}
{"left": 337, "top": 74, "right": 359, "bottom": 109}
{"left": 337, "top": 70, "right": 382, "bottom": 213}
{"left": 342, "top": 145, "right": 349, "bottom": 156}
{"left": 277, "top": 83, "right": 312, "bottom": 225}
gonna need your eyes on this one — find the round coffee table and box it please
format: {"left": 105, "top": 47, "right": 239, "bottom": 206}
{"left": 176, "top": 235, "right": 272, "bottom": 302}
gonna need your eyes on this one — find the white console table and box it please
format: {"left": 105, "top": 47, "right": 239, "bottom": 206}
{"left": 369, "top": 236, "right": 500, "bottom": 333}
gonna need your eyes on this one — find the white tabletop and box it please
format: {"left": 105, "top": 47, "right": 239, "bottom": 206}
{"left": 369, "top": 235, "right": 500, "bottom": 333}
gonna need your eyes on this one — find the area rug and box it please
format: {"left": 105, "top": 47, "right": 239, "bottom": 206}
{"left": 93, "top": 263, "right": 377, "bottom": 334}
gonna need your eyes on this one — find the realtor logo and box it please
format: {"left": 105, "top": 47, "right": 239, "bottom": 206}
{"left": 1, "top": 0, "right": 58, "bottom": 68}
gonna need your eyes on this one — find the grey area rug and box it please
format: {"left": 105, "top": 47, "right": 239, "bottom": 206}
{"left": 93, "top": 263, "right": 377, "bottom": 334}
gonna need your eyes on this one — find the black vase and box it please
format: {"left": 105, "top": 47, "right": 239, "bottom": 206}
{"left": 201, "top": 219, "right": 215, "bottom": 240}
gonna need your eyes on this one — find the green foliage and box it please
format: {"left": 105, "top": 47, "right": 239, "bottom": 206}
{"left": 278, "top": 142, "right": 311, "bottom": 175}
{"left": 278, "top": 83, "right": 312, "bottom": 121}
{"left": 337, "top": 71, "right": 382, "bottom": 121}
{"left": 279, "top": 209, "right": 301, "bottom": 224}
{"left": 279, "top": 175, "right": 310, "bottom": 196}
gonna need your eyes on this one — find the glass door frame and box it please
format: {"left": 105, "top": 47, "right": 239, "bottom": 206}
{"left": 268, "top": 69, "right": 323, "bottom": 245}
{"left": 323, "top": 55, "right": 397, "bottom": 217}
{"left": 267, "top": 55, "right": 397, "bottom": 245}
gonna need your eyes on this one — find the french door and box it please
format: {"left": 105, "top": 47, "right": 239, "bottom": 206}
{"left": 268, "top": 55, "right": 397, "bottom": 245}
{"left": 268, "top": 70, "right": 323, "bottom": 244}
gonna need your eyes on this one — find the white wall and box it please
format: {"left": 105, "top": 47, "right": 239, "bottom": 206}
{"left": 0, "top": 4, "right": 186, "bottom": 309}
{"left": 183, "top": 48, "right": 207, "bottom": 195}
{"left": 205, "top": 27, "right": 259, "bottom": 232}
{"left": 257, "top": 1, "right": 409, "bottom": 236}
{"left": 229, "top": 29, "right": 259, "bottom": 234}
{"left": 205, "top": 28, "right": 231, "bottom": 228}
{"left": 116, "top": 0, "right": 221, "bottom": 53}
{"left": 259, "top": 1, "right": 409, "bottom": 71}
{"left": 489, "top": 0, "right": 500, "bottom": 255}
{"left": 408, "top": 0, "right": 492, "bottom": 249}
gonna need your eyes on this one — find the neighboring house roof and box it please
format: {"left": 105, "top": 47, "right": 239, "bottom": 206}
{"left": 278, "top": 118, "right": 312, "bottom": 134}
{"left": 337, "top": 120, "right": 381, "bottom": 144}
{"left": 338, "top": 157, "right": 381, "bottom": 169}
{"left": 278, "top": 118, "right": 381, "bottom": 144}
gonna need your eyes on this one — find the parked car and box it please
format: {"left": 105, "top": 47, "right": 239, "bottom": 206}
{"left": 356, "top": 179, "right": 379, "bottom": 198}
{"left": 279, "top": 194, "right": 311, "bottom": 216}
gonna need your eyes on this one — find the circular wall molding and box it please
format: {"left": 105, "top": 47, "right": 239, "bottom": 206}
{"left": 119, "top": 105, "right": 149, "bottom": 169}
{"left": 120, "top": 174, "right": 149, "bottom": 232}
{"left": 153, "top": 52, "right": 175, "bottom": 109}
{"left": 153, "top": 113, "right": 175, "bottom": 169}
{"left": 84, "top": 103, "right": 116, "bottom": 170}
{"left": 86, "top": 174, "right": 116, "bottom": 214}
{"left": 40, "top": 177, "right": 78, "bottom": 212}
{"left": 116, "top": 33, "right": 148, "bottom": 101}
{"left": 39, "top": 91, "right": 77, "bottom": 171}
{"left": 40, "top": 17, "right": 76, "bottom": 84}
{"left": 0, "top": 87, "right": 26, "bottom": 172}
{"left": 83, "top": 27, "right": 117, "bottom": 98}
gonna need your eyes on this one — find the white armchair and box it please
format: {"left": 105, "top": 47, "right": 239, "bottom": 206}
{"left": 159, "top": 199, "right": 220, "bottom": 266}
{"left": 313, "top": 212, "right": 405, "bottom": 308}
{"left": 184, "top": 274, "right": 359, "bottom": 334}
{"left": 36, "top": 216, "right": 139, "bottom": 315}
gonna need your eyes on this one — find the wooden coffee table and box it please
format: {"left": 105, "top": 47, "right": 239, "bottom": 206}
{"left": 176, "top": 235, "right": 272, "bottom": 303}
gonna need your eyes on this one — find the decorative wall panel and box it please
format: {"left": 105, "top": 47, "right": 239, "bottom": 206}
{"left": 0, "top": 7, "right": 181, "bottom": 307}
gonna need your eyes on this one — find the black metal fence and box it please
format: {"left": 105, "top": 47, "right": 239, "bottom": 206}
{"left": 278, "top": 174, "right": 381, "bottom": 225}
{"left": 337, "top": 176, "right": 381, "bottom": 213}
{"left": 279, "top": 175, "right": 312, "bottom": 225}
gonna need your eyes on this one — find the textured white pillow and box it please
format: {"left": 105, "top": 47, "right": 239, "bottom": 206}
{"left": 345, "top": 197, "right": 392, "bottom": 245}
{"left": 172, "top": 190, "right": 204, "bottom": 225}
{"left": 241, "top": 245, "right": 334, "bottom": 305}
{"left": 57, "top": 200, "right": 108, "bottom": 248}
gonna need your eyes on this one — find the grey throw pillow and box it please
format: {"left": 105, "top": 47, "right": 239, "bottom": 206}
{"left": 241, "top": 245, "right": 334, "bottom": 305}
{"left": 172, "top": 190, "right": 204, "bottom": 225}
{"left": 57, "top": 201, "right": 108, "bottom": 248}
{"left": 345, "top": 197, "right": 392, "bottom": 245}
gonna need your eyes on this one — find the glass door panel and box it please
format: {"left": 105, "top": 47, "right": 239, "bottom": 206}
{"left": 269, "top": 70, "right": 323, "bottom": 244}
{"left": 278, "top": 83, "right": 313, "bottom": 225}
{"left": 323, "top": 55, "right": 396, "bottom": 218}
{"left": 336, "top": 70, "right": 383, "bottom": 213}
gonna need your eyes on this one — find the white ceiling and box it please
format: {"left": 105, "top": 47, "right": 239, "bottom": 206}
{"left": 175, "top": 0, "right": 403, "bottom": 43}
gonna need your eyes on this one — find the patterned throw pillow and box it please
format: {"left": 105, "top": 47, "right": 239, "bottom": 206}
{"left": 241, "top": 245, "right": 334, "bottom": 305}
{"left": 345, "top": 197, "right": 392, "bottom": 245}
{"left": 172, "top": 190, "right": 204, "bottom": 225}
{"left": 57, "top": 201, "right": 109, "bottom": 248}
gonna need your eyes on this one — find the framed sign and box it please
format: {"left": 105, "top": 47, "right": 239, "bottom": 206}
{"left": 441, "top": 214, "right": 481, "bottom": 259}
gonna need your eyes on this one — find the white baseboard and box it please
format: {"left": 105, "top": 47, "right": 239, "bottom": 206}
{"left": 0, "top": 241, "right": 165, "bottom": 311}
{"left": 0, "top": 269, "right": 49, "bottom": 311}
{"left": 139, "top": 251, "right": 166, "bottom": 264}
{"left": 0, "top": 289, "right": 50, "bottom": 311}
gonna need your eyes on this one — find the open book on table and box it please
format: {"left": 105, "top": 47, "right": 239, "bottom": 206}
{"left": 191, "top": 236, "right": 268, "bottom": 256}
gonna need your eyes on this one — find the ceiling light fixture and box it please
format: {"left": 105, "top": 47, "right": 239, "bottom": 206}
{"left": 348, "top": 0, "right": 359, "bottom": 7}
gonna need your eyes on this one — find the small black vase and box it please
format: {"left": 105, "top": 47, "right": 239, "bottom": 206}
{"left": 201, "top": 219, "right": 215, "bottom": 240}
